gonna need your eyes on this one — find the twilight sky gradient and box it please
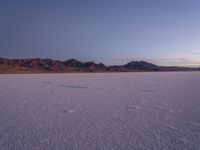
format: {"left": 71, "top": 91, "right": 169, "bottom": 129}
{"left": 1, "top": 0, "right": 200, "bottom": 66}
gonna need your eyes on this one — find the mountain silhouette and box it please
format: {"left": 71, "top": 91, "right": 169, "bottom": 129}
{"left": 0, "top": 58, "right": 199, "bottom": 73}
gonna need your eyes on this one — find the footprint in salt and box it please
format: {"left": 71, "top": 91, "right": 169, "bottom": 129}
{"left": 57, "top": 84, "right": 88, "bottom": 89}
{"left": 41, "top": 81, "right": 52, "bottom": 88}
{"left": 142, "top": 89, "right": 154, "bottom": 93}
{"left": 126, "top": 106, "right": 141, "bottom": 110}
{"left": 61, "top": 110, "right": 75, "bottom": 114}
{"left": 68, "top": 110, "right": 75, "bottom": 114}
{"left": 166, "top": 124, "right": 179, "bottom": 133}
{"left": 152, "top": 105, "right": 165, "bottom": 111}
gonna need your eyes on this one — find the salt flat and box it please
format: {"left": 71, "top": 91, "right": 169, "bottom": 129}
{"left": 0, "top": 72, "right": 200, "bottom": 150}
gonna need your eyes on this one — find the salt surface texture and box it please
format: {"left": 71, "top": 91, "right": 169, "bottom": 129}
{"left": 0, "top": 72, "right": 200, "bottom": 150}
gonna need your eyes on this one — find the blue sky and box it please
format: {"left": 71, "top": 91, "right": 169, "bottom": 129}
{"left": 0, "top": 0, "right": 200, "bottom": 66}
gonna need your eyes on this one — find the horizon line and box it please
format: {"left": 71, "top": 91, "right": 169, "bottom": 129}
{"left": 1, "top": 57, "right": 200, "bottom": 68}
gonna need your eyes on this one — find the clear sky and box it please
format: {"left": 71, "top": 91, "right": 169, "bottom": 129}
{"left": 1, "top": 0, "right": 200, "bottom": 66}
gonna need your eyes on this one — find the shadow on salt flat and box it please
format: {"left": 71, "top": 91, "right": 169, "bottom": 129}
{"left": 57, "top": 84, "right": 88, "bottom": 89}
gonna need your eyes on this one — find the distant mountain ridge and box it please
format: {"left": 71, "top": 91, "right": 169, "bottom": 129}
{"left": 0, "top": 57, "right": 199, "bottom": 73}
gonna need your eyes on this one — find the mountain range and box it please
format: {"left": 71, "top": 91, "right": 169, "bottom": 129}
{"left": 0, "top": 58, "right": 199, "bottom": 73}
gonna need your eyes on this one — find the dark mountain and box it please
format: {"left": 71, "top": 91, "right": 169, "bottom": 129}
{"left": 123, "top": 61, "right": 160, "bottom": 71}
{"left": 0, "top": 58, "right": 107, "bottom": 73}
{"left": 0, "top": 57, "right": 199, "bottom": 73}
{"left": 64, "top": 59, "right": 82, "bottom": 67}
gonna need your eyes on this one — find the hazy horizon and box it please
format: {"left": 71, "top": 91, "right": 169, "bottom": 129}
{"left": 1, "top": 0, "right": 200, "bottom": 67}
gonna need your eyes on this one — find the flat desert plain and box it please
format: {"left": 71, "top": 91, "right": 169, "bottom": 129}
{"left": 0, "top": 72, "right": 200, "bottom": 150}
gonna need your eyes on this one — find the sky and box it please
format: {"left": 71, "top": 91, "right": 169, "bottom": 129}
{"left": 0, "top": 0, "right": 200, "bottom": 66}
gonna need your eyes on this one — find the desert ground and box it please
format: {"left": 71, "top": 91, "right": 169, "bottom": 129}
{"left": 0, "top": 72, "right": 200, "bottom": 150}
